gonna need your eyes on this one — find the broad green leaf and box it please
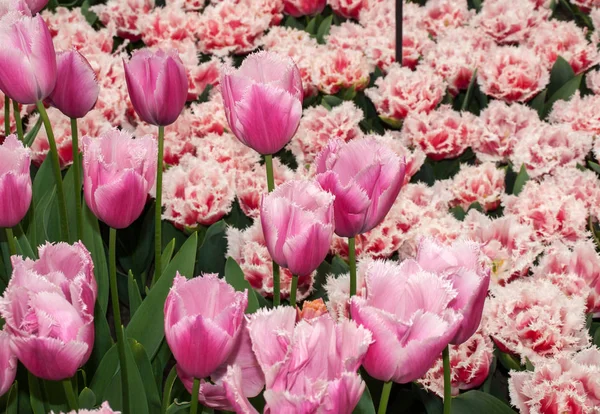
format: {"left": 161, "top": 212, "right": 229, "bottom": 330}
{"left": 337, "top": 86, "right": 357, "bottom": 101}
{"left": 14, "top": 224, "right": 35, "bottom": 259}
{"left": 161, "top": 366, "right": 178, "bottom": 413}
{"left": 78, "top": 388, "right": 96, "bottom": 410}
{"left": 547, "top": 56, "right": 575, "bottom": 98}
{"left": 5, "top": 381, "right": 18, "bottom": 414}
{"left": 82, "top": 203, "right": 109, "bottom": 313}
{"left": 89, "top": 345, "right": 119, "bottom": 405}
{"left": 196, "top": 221, "right": 227, "bottom": 275}
{"left": 322, "top": 95, "right": 344, "bottom": 109}
{"left": 352, "top": 385, "right": 376, "bottom": 414}
{"left": 128, "top": 270, "right": 143, "bottom": 318}
{"left": 497, "top": 350, "right": 523, "bottom": 372}
{"left": 129, "top": 339, "right": 161, "bottom": 414}
{"left": 87, "top": 302, "right": 113, "bottom": 379}
{"left": 23, "top": 117, "right": 42, "bottom": 147}
{"left": 316, "top": 15, "right": 333, "bottom": 43}
{"left": 224, "top": 257, "right": 259, "bottom": 314}
{"left": 27, "top": 373, "right": 46, "bottom": 414}
{"left": 528, "top": 89, "right": 546, "bottom": 118}
{"left": 331, "top": 255, "right": 350, "bottom": 275}
{"left": 461, "top": 68, "right": 478, "bottom": 112}
{"left": 117, "top": 205, "right": 155, "bottom": 279}
{"left": 450, "top": 206, "right": 467, "bottom": 221}
{"left": 512, "top": 164, "right": 530, "bottom": 196}
{"left": 311, "top": 260, "right": 332, "bottom": 300}
{"left": 81, "top": 0, "right": 98, "bottom": 25}
{"left": 123, "top": 329, "right": 150, "bottom": 414}
{"left": 452, "top": 391, "right": 517, "bottom": 413}
{"left": 542, "top": 74, "right": 582, "bottom": 118}
{"left": 594, "top": 325, "right": 600, "bottom": 347}
{"left": 305, "top": 15, "right": 319, "bottom": 34}
{"left": 161, "top": 238, "right": 176, "bottom": 276}
{"left": 589, "top": 160, "right": 600, "bottom": 175}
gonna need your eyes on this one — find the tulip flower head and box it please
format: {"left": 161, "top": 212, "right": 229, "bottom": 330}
{"left": 0, "top": 331, "right": 16, "bottom": 398}
{"left": 23, "top": 0, "right": 47, "bottom": 14}
{"left": 220, "top": 51, "right": 303, "bottom": 155}
{"left": 0, "top": 134, "right": 32, "bottom": 228}
{"left": 51, "top": 401, "right": 119, "bottom": 414}
{"left": 283, "top": 0, "right": 327, "bottom": 17}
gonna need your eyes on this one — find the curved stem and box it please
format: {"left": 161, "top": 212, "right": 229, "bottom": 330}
{"left": 62, "top": 378, "right": 79, "bottom": 411}
{"left": 264, "top": 154, "right": 281, "bottom": 306}
{"left": 70, "top": 118, "right": 83, "bottom": 241}
{"left": 290, "top": 275, "right": 298, "bottom": 306}
{"left": 190, "top": 377, "right": 200, "bottom": 414}
{"left": 4, "top": 95, "right": 9, "bottom": 136}
{"left": 348, "top": 237, "right": 357, "bottom": 296}
{"left": 12, "top": 100, "right": 23, "bottom": 142}
{"left": 378, "top": 381, "right": 392, "bottom": 414}
{"left": 36, "top": 101, "right": 69, "bottom": 241}
{"left": 5, "top": 228, "right": 16, "bottom": 257}
{"left": 110, "top": 227, "right": 129, "bottom": 414}
{"left": 161, "top": 366, "right": 178, "bottom": 414}
{"left": 153, "top": 125, "right": 164, "bottom": 287}
{"left": 443, "top": 345, "right": 452, "bottom": 414}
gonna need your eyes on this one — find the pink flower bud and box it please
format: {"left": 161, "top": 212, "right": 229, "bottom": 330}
{"left": 0, "top": 135, "right": 32, "bottom": 228}
{"left": 46, "top": 50, "right": 99, "bottom": 119}
{"left": 220, "top": 51, "right": 303, "bottom": 155}
{"left": 283, "top": 0, "right": 326, "bottom": 17}
{"left": 82, "top": 129, "right": 157, "bottom": 229}
{"left": 0, "top": 242, "right": 97, "bottom": 381}
{"left": 0, "top": 331, "right": 16, "bottom": 398}
{"left": 123, "top": 48, "right": 188, "bottom": 126}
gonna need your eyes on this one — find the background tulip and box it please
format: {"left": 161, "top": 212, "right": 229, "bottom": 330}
{"left": 82, "top": 129, "right": 157, "bottom": 229}
{"left": 0, "top": 330, "right": 16, "bottom": 398}
{"left": 47, "top": 50, "right": 99, "bottom": 119}
{"left": 0, "top": 14, "right": 56, "bottom": 104}
{"left": 23, "top": 0, "right": 47, "bottom": 14}
{"left": 0, "top": 134, "right": 32, "bottom": 228}
{"left": 164, "top": 273, "right": 248, "bottom": 380}
{"left": 220, "top": 51, "right": 303, "bottom": 155}
{"left": 51, "top": 401, "right": 119, "bottom": 414}
{"left": 123, "top": 48, "right": 188, "bottom": 126}
{"left": 283, "top": 0, "right": 326, "bottom": 17}
{"left": 0, "top": 242, "right": 96, "bottom": 381}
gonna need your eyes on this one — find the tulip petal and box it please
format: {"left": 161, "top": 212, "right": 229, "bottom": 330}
{"left": 264, "top": 389, "right": 321, "bottom": 414}
{"left": 29, "top": 16, "right": 57, "bottom": 101}
{"left": 0, "top": 172, "right": 32, "bottom": 227}
{"left": 223, "top": 365, "right": 260, "bottom": 414}
{"left": 0, "top": 331, "right": 17, "bottom": 397}
{"left": 321, "top": 372, "right": 365, "bottom": 414}
{"left": 93, "top": 169, "right": 147, "bottom": 229}
{"left": 283, "top": 222, "right": 333, "bottom": 277}
{"left": 153, "top": 55, "right": 188, "bottom": 125}
{"left": 0, "top": 30, "right": 39, "bottom": 103}
{"left": 450, "top": 268, "right": 490, "bottom": 345}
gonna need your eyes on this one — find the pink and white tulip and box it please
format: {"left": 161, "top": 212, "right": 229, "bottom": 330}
{"left": 315, "top": 138, "right": 406, "bottom": 238}
{"left": 283, "top": 0, "right": 326, "bottom": 17}
{"left": 0, "top": 242, "right": 96, "bottom": 381}
{"left": 0, "top": 135, "right": 32, "bottom": 228}
{"left": 82, "top": 129, "right": 157, "bottom": 229}
{"left": 52, "top": 401, "right": 119, "bottom": 414}
{"left": 164, "top": 273, "right": 248, "bottom": 379}
{"left": 260, "top": 180, "right": 335, "bottom": 277}
{"left": 0, "top": 331, "right": 16, "bottom": 397}
{"left": 220, "top": 51, "right": 303, "bottom": 155}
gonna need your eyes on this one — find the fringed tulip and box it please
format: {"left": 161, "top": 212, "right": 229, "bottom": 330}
{"left": 51, "top": 401, "right": 119, "bottom": 414}
{"left": 0, "top": 242, "right": 96, "bottom": 381}
{"left": 0, "top": 331, "right": 16, "bottom": 397}
{"left": 315, "top": 138, "right": 406, "bottom": 238}
{"left": 248, "top": 307, "right": 372, "bottom": 413}
{"left": 23, "top": 0, "right": 47, "bottom": 14}
{"left": 164, "top": 273, "right": 248, "bottom": 379}
{"left": 123, "top": 48, "right": 188, "bottom": 126}
{"left": 0, "top": 0, "right": 31, "bottom": 16}
{"left": 350, "top": 260, "right": 463, "bottom": 383}
{"left": 283, "top": 0, "right": 326, "bottom": 17}
{"left": 0, "top": 14, "right": 56, "bottom": 104}
{"left": 260, "top": 180, "right": 335, "bottom": 277}
{"left": 82, "top": 129, "right": 157, "bottom": 229}
{"left": 220, "top": 51, "right": 303, "bottom": 155}
{"left": 416, "top": 238, "right": 491, "bottom": 344}
{"left": 0, "top": 135, "right": 31, "bottom": 227}
{"left": 46, "top": 50, "right": 99, "bottom": 119}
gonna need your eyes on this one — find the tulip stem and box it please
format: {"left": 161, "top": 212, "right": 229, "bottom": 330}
{"left": 290, "top": 275, "right": 298, "bottom": 306}
{"left": 4, "top": 95, "right": 9, "bottom": 136}
{"left": 348, "top": 237, "right": 357, "bottom": 296}
{"left": 378, "top": 381, "right": 392, "bottom": 414}
{"left": 70, "top": 118, "right": 83, "bottom": 241}
{"left": 109, "top": 227, "right": 130, "bottom": 414}
{"left": 443, "top": 345, "right": 452, "bottom": 414}
{"left": 12, "top": 100, "right": 23, "bottom": 142}
{"left": 153, "top": 125, "right": 165, "bottom": 287}
{"left": 265, "top": 154, "right": 281, "bottom": 306}
{"left": 62, "top": 378, "right": 78, "bottom": 411}
{"left": 36, "top": 101, "right": 70, "bottom": 242}
{"left": 190, "top": 377, "right": 200, "bottom": 414}
{"left": 4, "top": 228, "right": 16, "bottom": 256}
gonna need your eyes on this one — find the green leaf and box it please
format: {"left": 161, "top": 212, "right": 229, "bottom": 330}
{"left": 123, "top": 330, "right": 149, "bottom": 414}
{"left": 452, "top": 391, "right": 517, "bottom": 413}
{"left": 497, "top": 350, "right": 523, "bottom": 372}
{"left": 161, "top": 238, "right": 176, "bottom": 275}
{"left": 27, "top": 373, "right": 46, "bottom": 414}
{"left": 461, "top": 68, "right": 478, "bottom": 112}
{"left": 117, "top": 205, "right": 155, "bottom": 280}
{"left": 337, "top": 85, "right": 357, "bottom": 101}
{"left": 547, "top": 56, "right": 575, "bottom": 98}
{"left": 352, "top": 385, "right": 376, "bottom": 414}
{"left": 82, "top": 203, "right": 109, "bottom": 313}
{"left": 195, "top": 221, "right": 227, "bottom": 275}
{"left": 87, "top": 302, "right": 113, "bottom": 379}
{"left": 81, "top": 0, "right": 98, "bottom": 25}
{"left": 128, "top": 270, "right": 143, "bottom": 318}
{"left": 305, "top": 16, "right": 319, "bottom": 34}
{"left": 5, "top": 381, "right": 18, "bottom": 414}
{"left": 23, "top": 117, "right": 42, "bottom": 147}
{"left": 89, "top": 345, "right": 119, "bottom": 405}
{"left": 594, "top": 325, "right": 600, "bottom": 347}
{"left": 78, "top": 388, "right": 96, "bottom": 410}
{"left": 589, "top": 160, "right": 600, "bottom": 175}
{"left": 512, "top": 164, "right": 530, "bottom": 196}
{"left": 129, "top": 338, "right": 162, "bottom": 414}
{"left": 379, "top": 115, "right": 403, "bottom": 129}
{"left": 62, "top": 164, "right": 79, "bottom": 244}
{"left": 316, "top": 15, "right": 333, "bottom": 43}
{"left": 331, "top": 255, "right": 350, "bottom": 275}
{"left": 322, "top": 95, "right": 344, "bottom": 109}
{"left": 225, "top": 257, "right": 259, "bottom": 314}
{"left": 542, "top": 74, "right": 582, "bottom": 119}
{"left": 14, "top": 225, "right": 36, "bottom": 259}
{"left": 528, "top": 89, "right": 546, "bottom": 118}
{"left": 310, "top": 260, "right": 332, "bottom": 300}
{"left": 450, "top": 206, "right": 467, "bottom": 221}
{"left": 166, "top": 400, "right": 191, "bottom": 414}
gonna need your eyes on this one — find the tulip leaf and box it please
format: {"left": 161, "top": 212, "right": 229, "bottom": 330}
{"left": 23, "top": 117, "right": 42, "bottom": 147}
{"left": 322, "top": 95, "right": 344, "bottom": 109}
{"left": 311, "top": 260, "right": 332, "bottom": 300}
{"left": 379, "top": 116, "right": 403, "bottom": 129}
{"left": 62, "top": 164, "right": 80, "bottom": 244}
{"left": 589, "top": 160, "right": 600, "bottom": 175}
{"left": 27, "top": 373, "right": 46, "bottom": 414}
{"left": 89, "top": 344, "right": 119, "bottom": 406}
{"left": 452, "top": 391, "right": 517, "bottom": 413}
{"left": 460, "top": 68, "right": 478, "bottom": 112}
{"left": 331, "top": 255, "right": 350, "bottom": 275}
{"left": 128, "top": 270, "right": 143, "bottom": 317}
{"left": 152, "top": 339, "right": 172, "bottom": 399}
{"left": 195, "top": 221, "right": 227, "bottom": 276}
{"left": 82, "top": 203, "right": 109, "bottom": 314}
{"left": 87, "top": 300, "right": 114, "bottom": 381}
{"left": 316, "top": 15, "right": 333, "bottom": 44}
{"left": 542, "top": 74, "right": 582, "bottom": 118}
{"left": 161, "top": 238, "right": 176, "bottom": 276}
{"left": 5, "top": 381, "right": 18, "bottom": 414}
{"left": 126, "top": 232, "right": 198, "bottom": 359}
{"left": 118, "top": 204, "right": 156, "bottom": 281}
{"left": 352, "top": 385, "right": 376, "bottom": 414}
{"left": 128, "top": 338, "right": 162, "bottom": 414}
{"left": 528, "top": 89, "right": 546, "bottom": 118}
{"left": 547, "top": 56, "right": 575, "bottom": 98}
{"left": 450, "top": 206, "right": 467, "bottom": 221}
{"left": 512, "top": 164, "right": 530, "bottom": 196}
{"left": 13, "top": 225, "right": 35, "bottom": 259}
{"left": 224, "top": 257, "right": 259, "bottom": 314}
{"left": 123, "top": 329, "right": 150, "bottom": 414}
{"left": 78, "top": 388, "right": 96, "bottom": 410}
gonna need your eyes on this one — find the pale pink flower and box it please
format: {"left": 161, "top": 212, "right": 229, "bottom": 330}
{"left": 586, "top": 69, "right": 600, "bottom": 94}
{"left": 139, "top": 3, "right": 199, "bottom": 48}
{"left": 187, "top": 57, "right": 221, "bottom": 102}
{"left": 592, "top": 7, "right": 600, "bottom": 30}
{"left": 544, "top": 168, "right": 600, "bottom": 216}
{"left": 549, "top": 91, "right": 600, "bottom": 136}
{"left": 312, "top": 47, "right": 370, "bottom": 95}
{"left": 373, "top": 132, "right": 426, "bottom": 184}
{"left": 328, "top": 0, "right": 366, "bottom": 19}
{"left": 53, "top": 401, "right": 119, "bottom": 414}
{"left": 90, "top": 53, "right": 132, "bottom": 128}
{"left": 91, "top": 0, "right": 154, "bottom": 41}
{"left": 194, "top": 132, "right": 261, "bottom": 176}
{"left": 421, "top": 0, "right": 473, "bottom": 37}
{"left": 449, "top": 162, "right": 505, "bottom": 211}
{"left": 326, "top": 22, "right": 367, "bottom": 52}
{"left": 478, "top": 46, "right": 550, "bottom": 103}
{"left": 325, "top": 259, "right": 371, "bottom": 321}
{"left": 188, "top": 92, "right": 229, "bottom": 138}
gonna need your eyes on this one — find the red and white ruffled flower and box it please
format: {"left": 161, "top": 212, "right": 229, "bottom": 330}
{"left": 549, "top": 91, "right": 600, "bottom": 136}
{"left": 449, "top": 162, "right": 505, "bottom": 212}
{"left": 91, "top": 0, "right": 153, "bottom": 41}
{"left": 373, "top": 132, "right": 426, "bottom": 184}
{"left": 421, "top": 0, "right": 474, "bottom": 38}
{"left": 328, "top": 0, "right": 366, "bottom": 19}
{"left": 139, "top": 2, "right": 199, "bottom": 48}
{"left": 586, "top": 69, "right": 600, "bottom": 94}
{"left": 193, "top": 133, "right": 260, "bottom": 177}
{"left": 312, "top": 47, "right": 371, "bottom": 95}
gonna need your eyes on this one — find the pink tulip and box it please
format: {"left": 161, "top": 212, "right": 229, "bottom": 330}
{"left": 164, "top": 273, "right": 248, "bottom": 379}
{"left": 123, "top": 48, "right": 188, "bottom": 126}
{"left": 260, "top": 180, "right": 335, "bottom": 277}
{"left": 0, "top": 331, "right": 16, "bottom": 397}
{"left": 0, "top": 135, "right": 32, "bottom": 228}
{"left": 248, "top": 307, "right": 372, "bottom": 413}
{"left": 46, "top": 50, "right": 99, "bottom": 119}
{"left": 350, "top": 260, "right": 463, "bottom": 383}
{"left": 51, "top": 401, "right": 119, "bottom": 414}
{"left": 0, "top": 13, "right": 56, "bottom": 104}
{"left": 220, "top": 51, "right": 303, "bottom": 155}
{"left": 315, "top": 138, "right": 406, "bottom": 238}
{"left": 0, "top": 242, "right": 96, "bottom": 381}
{"left": 23, "top": 0, "right": 47, "bottom": 14}
{"left": 0, "top": 0, "right": 31, "bottom": 16}
{"left": 416, "top": 238, "right": 491, "bottom": 344}
{"left": 82, "top": 129, "right": 157, "bottom": 229}
{"left": 283, "top": 0, "right": 326, "bottom": 17}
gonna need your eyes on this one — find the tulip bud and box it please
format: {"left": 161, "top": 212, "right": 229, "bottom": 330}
{"left": 220, "top": 51, "right": 303, "bottom": 155}
{"left": 0, "top": 331, "right": 16, "bottom": 398}
{"left": 23, "top": 0, "right": 47, "bottom": 14}
{"left": 46, "top": 50, "right": 99, "bottom": 119}
{"left": 0, "top": 134, "right": 32, "bottom": 228}
{"left": 283, "top": 0, "right": 326, "bottom": 17}
{"left": 0, "top": 14, "right": 56, "bottom": 104}
{"left": 123, "top": 48, "right": 188, "bottom": 126}
{"left": 315, "top": 138, "right": 406, "bottom": 238}
{"left": 82, "top": 129, "right": 157, "bottom": 229}
{"left": 0, "top": 242, "right": 97, "bottom": 381}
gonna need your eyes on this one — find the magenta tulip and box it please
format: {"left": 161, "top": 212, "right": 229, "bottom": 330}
{"left": 46, "top": 50, "right": 99, "bottom": 119}
{"left": 123, "top": 48, "right": 188, "bottom": 126}
{"left": 0, "top": 134, "right": 32, "bottom": 228}
{"left": 0, "top": 13, "right": 56, "bottom": 104}
{"left": 0, "top": 242, "right": 96, "bottom": 381}
{"left": 164, "top": 273, "right": 248, "bottom": 380}
{"left": 82, "top": 129, "right": 157, "bottom": 229}
{"left": 220, "top": 51, "right": 303, "bottom": 155}
{"left": 260, "top": 180, "right": 334, "bottom": 277}
{"left": 283, "top": 0, "right": 326, "bottom": 17}
{"left": 350, "top": 260, "right": 463, "bottom": 383}
{"left": 416, "top": 238, "right": 491, "bottom": 344}
{"left": 23, "top": 0, "right": 47, "bottom": 14}
{"left": 315, "top": 138, "right": 406, "bottom": 238}
{"left": 0, "top": 331, "right": 16, "bottom": 397}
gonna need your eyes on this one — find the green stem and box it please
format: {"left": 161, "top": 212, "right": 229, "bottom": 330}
{"left": 153, "top": 125, "right": 165, "bottom": 287}
{"left": 264, "top": 154, "right": 281, "bottom": 306}
{"left": 161, "top": 366, "right": 178, "bottom": 414}
{"left": 378, "top": 381, "right": 392, "bottom": 414}
{"left": 70, "top": 118, "right": 83, "bottom": 241}
{"left": 5, "top": 228, "right": 16, "bottom": 256}
{"left": 12, "top": 100, "right": 23, "bottom": 142}
{"left": 443, "top": 345, "right": 452, "bottom": 414}
{"left": 190, "top": 377, "right": 200, "bottom": 414}
{"left": 290, "top": 275, "right": 298, "bottom": 306}
{"left": 265, "top": 154, "right": 275, "bottom": 192}
{"left": 36, "top": 101, "right": 69, "bottom": 241}
{"left": 348, "top": 236, "right": 357, "bottom": 296}
{"left": 110, "top": 227, "right": 129, "bottom": 414}
{"left": 4, "top": 95, "right": 9, "bottom": 136}
{"left": 62, "top": 378, "right": 78, "bottom": 411}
